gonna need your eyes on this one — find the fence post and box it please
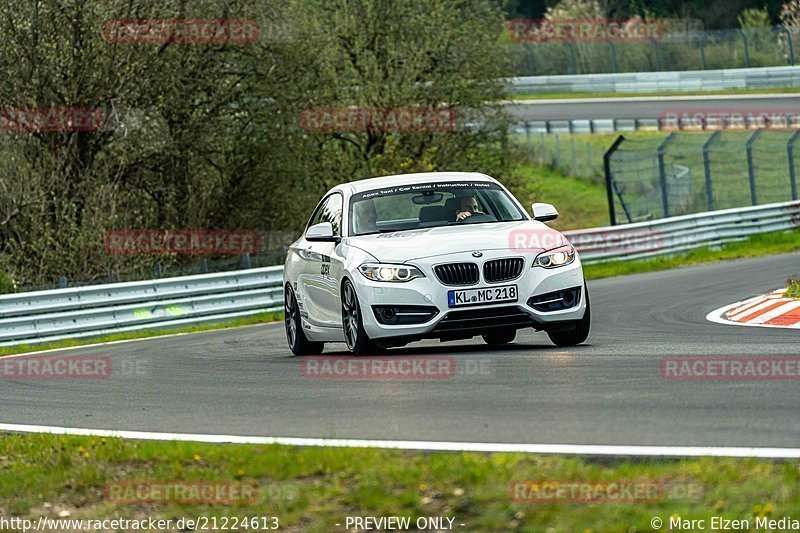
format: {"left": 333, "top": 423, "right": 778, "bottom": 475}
{"left": 524, "top": 121, "right": 532, "bottom": 160}
{"left": 603, "top": 135, "right": 626, "bottom": 226}
{"left": 567, "top": 42, "right": 578, "bottom": 74}
{"left": 738, "top": 29, "right": 750, "bottom": 68}
{"left": 554, "top": 134, "right": 561, "bottom": 169}
{"left": 570, "top": 137, "right": 577, "bottom": 175}
{"left": 696, "top": 34, "right": 707, "bottom": 70}
{"left": 702, "top": 131, "right": 721, "bottom": 211}
{"left": 745, "top": 128, "right": 763, "bottom": 205}
{"left": 657, "top": 132, "right": 677, "bottom": 218}
{"left": 788, "top": 129, "right": 800, "bottom": 201}
{"left": 651, "top": 39, "right": 662, "bottom": 70}
{"left": 776, "top": 26, "right": 795, "bottom": 65}
{"left": 607, "top": 40, "right": 617, "bottom": 73}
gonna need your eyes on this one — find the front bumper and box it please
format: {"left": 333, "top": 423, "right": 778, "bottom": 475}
{"left": 352, "top": 251, "right": 586, "bottom": 341}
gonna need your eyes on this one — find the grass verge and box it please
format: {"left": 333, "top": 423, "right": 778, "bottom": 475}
{"left": 517, "top": 163, "right": 609, "bottom": 230}
{"left": 0, "top": 311, "right": 282, "bottom": 357}
{"left": 511, "top": 86, "right": 800, "bottom": 101}
{"left": 584, "top": 230, "right": 800, "bottom": 280}
{"left": 0, "top": 433, "right": 797, "bottom": 532}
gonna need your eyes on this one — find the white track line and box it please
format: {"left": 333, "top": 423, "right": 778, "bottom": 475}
{"left": 0, "top": 423, "right": 798, "bottom": 458}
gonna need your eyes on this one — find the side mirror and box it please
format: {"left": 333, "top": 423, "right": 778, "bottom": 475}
{"left": 532, "top": 203, "right": 559, "bottom": 222}
{"left": 306, "top": 222, "right": 339, "bottom": 242}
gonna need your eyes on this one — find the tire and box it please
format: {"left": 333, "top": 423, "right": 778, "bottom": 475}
{"left": 341, "top": 279, "right": 379, "bottom": 355}
{"left": 285, "top": 284, "right": 324, "bottom": 356}
{"left": 547, "top": 286, "right": 591, "bottom": 347}
{"left": 482, "top": 328, "right": 517, "bottom": 345}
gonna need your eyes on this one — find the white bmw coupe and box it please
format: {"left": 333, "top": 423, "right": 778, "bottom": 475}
{"left": 283, "top": 172, "right": 589, "bottom": 355}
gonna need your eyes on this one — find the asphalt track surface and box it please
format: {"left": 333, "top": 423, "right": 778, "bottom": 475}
{"left": 505, "top": 94, "right": 800, "bottom": 122}
{"left": 2, "top": 253, "right": 799, "bottom": 448}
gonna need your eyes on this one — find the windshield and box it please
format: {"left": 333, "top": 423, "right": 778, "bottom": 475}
{"left": 348, "top": 181, "right": 526, "bottom": 236}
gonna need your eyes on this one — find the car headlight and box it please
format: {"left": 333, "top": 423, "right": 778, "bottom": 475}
{"left": 532, "top": 245, "right": 576, "bottom": 269}
{"left": 358, "top": 263, "right": 425, "bottom": 282}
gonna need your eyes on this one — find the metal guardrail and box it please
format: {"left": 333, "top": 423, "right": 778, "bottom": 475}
{"left": 0, "top": 267, "right": 284, "bottom": 346}
{"left": 564, "top": 199, "right": 800, "bottom": 263}
{"left": 512, "top": 117, "right": 800, "bottom": 135}
{"left": 510, "top": 66, "right": 800, "bottom": 94}
{"left": 1, "top": 201, "right": 797, "bottom": 346}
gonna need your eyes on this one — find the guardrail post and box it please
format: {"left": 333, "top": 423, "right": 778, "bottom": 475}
{"left": 200, "top": 258, "right": 208, "bottom": 274}
{"left": 788, "top": 129, "right": 800, "bottom": 200}
{"left": 702, "top": 131, "right": 721, "bottom": 211}
{"left": 657, "top": 132, "right": 677, "bottom": 218}
{"left": 777, "top": 26, "right": 795, "bottom": 65}
{"left": 241, "top": 252, "right": 251, "bottom": 269}
{"left": 154, "top": 262, "right": 162, "bottom": 278}
{"left": 745, "top": 128, "right": 763, "bottom": 205}
{"left": 603, "top": 135, "right": 626, "bottom": 226}
{"left": 57, "top": 276, "right": 67, "bottom": 289}
{"left": 738, "top": 29, "right": 751, "bottom": 68}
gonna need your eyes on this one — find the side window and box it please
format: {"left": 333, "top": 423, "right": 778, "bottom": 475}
{"left": 307, "top": 193, "right": 343, "bottom": 236}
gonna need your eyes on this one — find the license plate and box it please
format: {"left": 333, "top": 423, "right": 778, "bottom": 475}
{"left": 448, "top": 284, "right": 518, "bottom": 308}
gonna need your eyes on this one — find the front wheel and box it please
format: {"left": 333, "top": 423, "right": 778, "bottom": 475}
{"left": 341, "top": 279, "right": 379, "bottom": 355}
{"left": 547, "top": 288, "right": 591, "bottom": 347}
{"left": 285, "top": 284, "right": 324, "bottom": 356}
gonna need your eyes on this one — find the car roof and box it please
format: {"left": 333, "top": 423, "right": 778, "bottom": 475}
{"left": 336, "top": 172, "right": 499, "bottom": 195}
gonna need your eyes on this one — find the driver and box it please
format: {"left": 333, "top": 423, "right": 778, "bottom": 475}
{"left": 352, "top": 199, "right": 379, "bottom": 234}
{"left": 455, "top": 195, "right": 484, "bottom": 221}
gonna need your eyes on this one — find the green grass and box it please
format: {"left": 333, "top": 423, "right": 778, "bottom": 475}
{"left": 0, "top": 312, "right": 282, "bottom": 356}
{"left": 0, "top": 433, "right": 797, "bottom": 532}
{"left": 584, "top": 230, "right": 800, "bottom": 280}
{"left": 786, "top": 276, "right": 800, "bottom": 299}
{"left": 517, "top": 163, "right": 609, "bottom": 230}
{"left": 511, "top": 85, "right": 800, "bottom": 101}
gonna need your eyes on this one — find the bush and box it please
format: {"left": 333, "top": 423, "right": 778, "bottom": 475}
{"left": 786, "top": 275, "right": 800, "bottom": 299}
{"left": 0, "top": 271, "right": 17, "bottom": 294}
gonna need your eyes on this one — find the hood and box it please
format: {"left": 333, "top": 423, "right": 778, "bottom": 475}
{"left": 346, "top": 220, "right": 569, "bottom": 262}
